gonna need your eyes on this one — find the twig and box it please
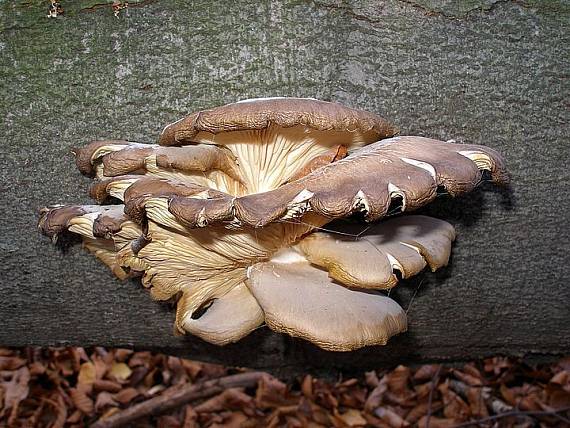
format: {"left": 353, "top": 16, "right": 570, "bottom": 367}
{"left": 91, "top": 371, "right": 266, "bottom": 428}
{"left": 425, "top": 365, "right": 442, "bottom": 427}
{"left": 448, "top": 379, "right": 513, "bottom": 414}
{"left": 451, "top": 406, "right": 570, "bottom": 427}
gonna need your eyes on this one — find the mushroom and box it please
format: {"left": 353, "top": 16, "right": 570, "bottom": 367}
{"left": 38, "top": 98, "right": 509, "bottom": 351}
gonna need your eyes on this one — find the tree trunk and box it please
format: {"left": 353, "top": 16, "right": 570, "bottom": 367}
{"left": 1, "top": 0, "right": 568, "bottom": 377}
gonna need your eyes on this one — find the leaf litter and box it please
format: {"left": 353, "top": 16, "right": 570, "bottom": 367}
{"left": 0, "top": 347, "right": 568, "bottom": 427}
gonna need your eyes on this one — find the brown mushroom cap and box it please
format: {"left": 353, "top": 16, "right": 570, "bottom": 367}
{"left": 158, "top": 97, "right": 398, "bottom": 146}
{"left": 162, "top": 136, "right": 509, "bottom": 228}
{"left": 247, "top": 252, "right": 407, "bottom": 351}
{"left": 38, "top": 205, "right": 134, "bottom": 240}
{"left": 39, "top": 205, "right": 93, "bottom": 240}
{"left": 74, "top": 141, "right": 245, "bottom": 194}
{"left": 74, "top": 140, "right": 138, "bottom": 178}
{"left": 39, "top": 204, "right": 143, "bottom": 279}
{"left": 122, "top": 177, "right": 226, "bottom": 225}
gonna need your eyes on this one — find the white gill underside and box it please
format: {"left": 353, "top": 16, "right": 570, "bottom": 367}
{"left": 143, "top": 198, "right": 317, "bottom": 262}
{"left": 458, "top": 150, "right": 493, "bottom": 171}
{"left": 133, "top": 216, "right": 317, "bottom": 304}
{"left": 193, "top": 125, "right": 370, "bottom": 194}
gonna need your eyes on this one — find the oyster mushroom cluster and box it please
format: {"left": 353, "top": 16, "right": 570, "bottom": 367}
{"left": 39, "top": 98, "right": 509, "bottom": 351}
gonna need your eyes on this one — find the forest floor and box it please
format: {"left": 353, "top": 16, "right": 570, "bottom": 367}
{"left": 0, "top": 347, "right": 569, "bottom": 427}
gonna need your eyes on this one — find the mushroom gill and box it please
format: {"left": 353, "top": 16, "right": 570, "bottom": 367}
{"left": 38, "top": 98, "right": 509, "bottom": 351}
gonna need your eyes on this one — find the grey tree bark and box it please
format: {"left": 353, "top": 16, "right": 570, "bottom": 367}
{"left": 0, "top": 0, "right": 568, "bottom": 376}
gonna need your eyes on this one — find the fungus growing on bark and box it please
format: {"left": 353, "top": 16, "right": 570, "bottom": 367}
{"left": 39, "top": 98, "right": 509, "bottom": 351}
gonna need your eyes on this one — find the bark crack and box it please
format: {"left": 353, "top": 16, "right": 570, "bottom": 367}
{"left": 397, "top": 0, "right": 522, "bottom": 19}
{"left": 313, "top": 0, "right": 525, "bottom": 22}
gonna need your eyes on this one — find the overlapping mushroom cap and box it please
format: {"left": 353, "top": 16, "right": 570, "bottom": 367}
{"left": 39, "top": 98, "right": 509, "bottom": 351}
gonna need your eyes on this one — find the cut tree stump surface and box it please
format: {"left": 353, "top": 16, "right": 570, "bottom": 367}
{"left": 1, "top": 0, "right": 568, "bottom": 376}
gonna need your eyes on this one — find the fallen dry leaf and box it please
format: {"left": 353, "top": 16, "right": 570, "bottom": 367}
{"left": 93, "top": 378, "right": 122, "bottom": 393}
{"left": 2, "top": 366, "right": 30, "bottom": 413}
{"left": 128, "top": 365, "right": 149, "bottom": 387}
{"left": 29, "top": 361, "right": 46, "bottom": 376}
{"left": 406, "top": 401, "right": 443, "bottom": 424}
{"left": 334, "top": 408, "right": 367, "bottom": 427}
{"left": 78, "top": 361, "right": 97, "bottom": 386}
{"left": 375, "top": 406, "right": 410, "bottom": 427}
{"left": 466, "top": 386, "right": 489, "bottom": 418}
{"left": 93, "top": 355, "right": 109, "bottom": 380}
{"left": 182, "top": 405, "right": 198, "bottom": 428}
{"left": 114, "top": 386, "right": 140, "bottom": 404}
{"left": 417, "top": 415, "right": 459, "bottom": 428}
{"left": 364, "top": 379, "right": 387, "bottom": 412}
{"left": 0, "top": 356, "right": 25, "bottom": 371}
{"left": 181, "top": 359, "right": 203, "bottom": 379}
{"left": 387, "top": 365, "right": 411, "bottom": 394}
{"left": 109, "top": 362, "right": 132, "bottom": 381}
{"left": 66, "top": 408, "right": 83, "bottom": 424}
{"left": 69, "top": 386, "right": 94, "bottom": 415}
{"left": 365, "top": 371, "right": 380, "bottom": 388}
{"left": 95, "top": 391, "right": 118, "bottom": 412}
{"left": 550, "top": 370, "right": 568, "bottom": 386}
{"left": 302, "top": 375, "right": 314, "bottom": 399}
{"left": 452, "top": 368, "right": 483, "bottom": 387}
{"left": 256, "top": 374, "right": 291, "bottom": 408}
{"left": 413, "top": 365, "right": 440, "bottom": 382}
{"left": 147, "top": 383, "right": 166, "bottom": 396}
{"left": 49, "top": 392, "right": 67, "bottom": 428}
{"left": 157, "top": 414, "right": 181, "bottom": 427}
{"left": 114, "top": 348, "right": 134, "bottom": 362}
{"left": 438, "top": 381, "right": 470, "bottom": 420}
{"left": 211, "top": 410, "right": 248, "bottom": 428}
{"left": 128, "top": 351, "right": 152, "bottom": 368}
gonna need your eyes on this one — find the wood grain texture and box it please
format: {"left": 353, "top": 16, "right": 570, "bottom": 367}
{"left": 0, "top": 0, "right": 568, "bottom": 376}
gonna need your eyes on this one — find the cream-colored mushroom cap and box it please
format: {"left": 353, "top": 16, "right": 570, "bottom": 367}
{"left": 296, "top": 215, "right": 456, "bottom": 290}
{"left": 180, "top": 282, "right": 264, "bottom": 346}
{"left": 247, "top": 251, "right": 407, "bottom": 352}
